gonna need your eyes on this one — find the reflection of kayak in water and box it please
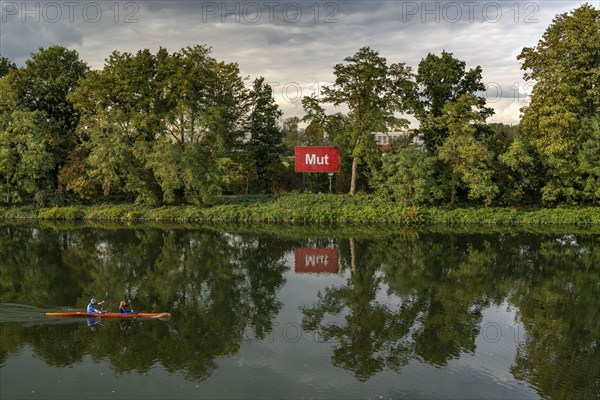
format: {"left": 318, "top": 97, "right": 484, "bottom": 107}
{"left": 46, "top": 311, "right": 171, "bottom": 319}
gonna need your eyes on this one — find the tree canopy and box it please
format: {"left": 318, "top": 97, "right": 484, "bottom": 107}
{"left": 0, "top": 3, "right": 598, "bottom": 206}
{"left": 518, "top": 3, "right": 600, "bottom": 204}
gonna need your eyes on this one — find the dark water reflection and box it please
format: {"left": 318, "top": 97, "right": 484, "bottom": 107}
{"left": 0, "top": 222, "right": 598, "bottom": 399}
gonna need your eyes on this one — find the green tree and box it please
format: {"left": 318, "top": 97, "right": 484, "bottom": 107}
{"left": 0, "top": 56, "right": 16, "bottom": 78}
{"left": 150, "top": 46, "right": 249, "bottom": 203}
{"left": 246, "top": 77, "right": 284, "bottom": 193}
{"left": 495, "top": 130, "right": 540, "bottom": 205}
{"left": 282, "top": 116, "right": 303, "bottom": 152}
{"left": 374, "top": 145, "right": 445, "bottom": 205}
{"left": 0, "top": 110, "right": 56, "bottom": 204}
{"left": 412, "top": 51, "right": 492, "bottom": 154}
{"left": 576, "top": 116, "right": 600, "bottom": 203}
{"left": 13, "top": 46, "right": 88, "bottom": 164}
{"left": 322, "top": 47, "right": 411, "bottom": 195}
{"left": 68, "top": 50, "right": 159, "bottom": 204}
{"left": 428, "top": 94, "right": 498, "bottom": 204}
{"left": 518, "top": 4, "right": 600, "bottom": 204}
{"left": 301, "top": 96, "right": 328, "bottom": 146}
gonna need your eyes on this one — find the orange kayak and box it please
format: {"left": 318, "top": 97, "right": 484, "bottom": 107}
{"left": 46, "top": 312, "right": 171, "bottom": 319}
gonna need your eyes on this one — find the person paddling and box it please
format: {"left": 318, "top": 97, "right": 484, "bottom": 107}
{"left": 87, "top": 298, "right": 105, "bottom": 314}
{"left": 118, "top": 299, "right": 131, "bottom": 313}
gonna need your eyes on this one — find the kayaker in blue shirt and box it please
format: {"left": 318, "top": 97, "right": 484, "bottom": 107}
{"left": 87, "top": 298, "right": 105, "bottom": 314}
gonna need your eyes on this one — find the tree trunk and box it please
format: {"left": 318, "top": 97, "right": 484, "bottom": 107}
{"left": 350, "top": 238, "right": 356, "bottom": 274}
{"left": 349, "top": 157, "right": 358, "bottom": 195}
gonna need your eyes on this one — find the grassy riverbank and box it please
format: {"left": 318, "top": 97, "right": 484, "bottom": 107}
{"left": 1, "top": 193, "right": 599, "bottom": 225}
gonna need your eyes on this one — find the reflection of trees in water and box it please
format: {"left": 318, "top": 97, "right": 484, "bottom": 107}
{"left": 509, "top": 237, "right": 600, "bottom": 400}
{"left": 302, "top": 236, "right": 495, "bottom": 380}
{"left": 301, "top": 233, "right": 600, "bottom": 399}
{"left": 0, "top": 225, "right": 289, "bottom": 381}
{"left": 1, "top": 223, "right": 598, "bottom": 397}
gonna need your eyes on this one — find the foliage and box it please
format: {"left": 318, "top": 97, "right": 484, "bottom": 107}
{"left": 432, "top": 94, "right": 498, "bottom": 204}
{"left": 0, "top": 110, "right": 57, "bottom": 205}
{"left": 374, "top": 146, "right": 445, "bottom": 205}
{"left": 0, "top": 56, "right": 16, "bottom": 77}
{"left": 2, "top": 4, "right": 599, "bottom": 208}
{"left": 411, "top": 50, "right": 493, "bottom": 154}
{"left": 12, "top": 46, "right": 88, "bottom": 162}
{"left": 322, "top": 47, "right": 411, "bottom": 194}
{"left": 2, "top": 195, "right": 600, "bottom": 226}
{"left": 490, "top": 124, "right": 540, "bottom": 205}
{"left": 67, "top": 45, "right": 251, "bottom": 204}
{"left": 246, "top": 77, "right": 284, "bottom": 193}
{"left": 518, "top": 4, "right": 600, "bottom": 204}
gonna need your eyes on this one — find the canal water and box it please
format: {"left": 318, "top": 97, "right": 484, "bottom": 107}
{"left": 1, "top": 222, "right": 598, "bottom": 399}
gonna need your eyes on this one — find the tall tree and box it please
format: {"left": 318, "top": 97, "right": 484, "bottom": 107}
{"left": 322, "top": 47, "right": 411, "bottom": 195}
{"left": 1, "top": 74, "right": 56, "bottom": 204}
{"left": 68, "top": 50, "right": 159, "bottom": 204}
{"left": 0, "top": 110, "right": 56, "bottom": 204}
{"left": 246, "top": 77, "right": 284, "bottom": 193}
{"left": 13, "top": 46, "right": 88, "bottom": 162}
{"left": 518, "top": 4, "right": 600, "bottom": 204}
{"left": 412, "top": 51, "right": 492, "bottom": 154}
{"left": 428, "top": 94, "right": 498, "bottom": 204}
{"left": 282, "top": 116, "right": 303, "bottom": 152}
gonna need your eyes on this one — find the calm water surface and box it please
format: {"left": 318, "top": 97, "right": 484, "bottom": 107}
{"left": 1, "top": 222, "right": 598, "bottom": 399}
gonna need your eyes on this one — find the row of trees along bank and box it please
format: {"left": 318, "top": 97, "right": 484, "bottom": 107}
{"left": 0, "top": 4, "right": 598, "bottom": 207}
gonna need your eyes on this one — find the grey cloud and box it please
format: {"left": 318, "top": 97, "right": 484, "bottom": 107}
{"left": 0, "top": 0, "right": 593, "bottom": 124}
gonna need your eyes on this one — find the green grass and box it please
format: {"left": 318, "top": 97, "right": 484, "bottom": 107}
{"left": 0, "top": 194, "right": 598, "bottom": 225}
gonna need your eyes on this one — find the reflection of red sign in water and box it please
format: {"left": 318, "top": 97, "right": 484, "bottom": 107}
{"left": 295, "top": 146, "right": 340, "bottom": 173}
{"left": 294, "top": 248, "right": 339, "bottom": 274}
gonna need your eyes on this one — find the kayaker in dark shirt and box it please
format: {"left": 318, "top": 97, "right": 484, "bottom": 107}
{"left": 119, "top": 300, "right": 131, "bottom": 313}
{"left": 87, "top": 298, "right": 105, "bottom": 314}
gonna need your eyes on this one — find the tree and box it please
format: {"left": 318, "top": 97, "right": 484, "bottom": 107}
{"left": 518, "top": 4, "right": 600, "bottom": 204}
{"left": 322, "top": 47, "right": 411, "bottom": 195}
{"left": 428, "top": 94, "right": 498, "bottom": 204}
{"left": 246, "top": 77, "right": 284, "bottom": 193}
{"left": 153, "top": 46, "right": 249, "bottom": 203}
{"left": 282, "top": 116, "right": 303, "bottom": 153}
{"left": 0, "top": 56, "right": 16, "bottom": 78}
{"left": 374, "top": 146, "right": 445, "bottom": 205}
{"left": 0, "top": 110, "right": 56, "bottom": 204}
{"left": 300, "top": 96, "right": 328, "bottom": 146}
{"left": 13, "top": 46, "right": 88, "bottom": 163}
{"left": 412, "top": 51, "right": 492, "bottom": 154}
{"left": 577, "top": 116, "right": 600, "bottom": 204}
{"left": 1, "top": 74, "right": 56, "bottom": 204}
{"left": 68, "top": 50, "right": 160, "bottom": 204}
{"left": 0, "top": 75, "right": 19, "bottom": 202}
{"left": 494, "top": 126, "right": 540, "bottom": 205}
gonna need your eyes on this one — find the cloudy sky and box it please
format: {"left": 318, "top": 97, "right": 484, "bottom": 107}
{"left": 0, "top": 0, "right": 593, "bottom": 125}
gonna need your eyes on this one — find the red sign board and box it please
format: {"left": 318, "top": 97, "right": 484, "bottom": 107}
{"left": 294, "top": 248, "right": 339, "bottom": 274}
{"left": 295, "top": 146, "right": 340, "bottom": 173}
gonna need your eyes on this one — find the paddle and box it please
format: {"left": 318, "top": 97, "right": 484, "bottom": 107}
{"left": 100, "top": 291, "right": 109, "bottom": 312}
{"left": 124, "top": 289, "right": 134, "bottom": 312}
